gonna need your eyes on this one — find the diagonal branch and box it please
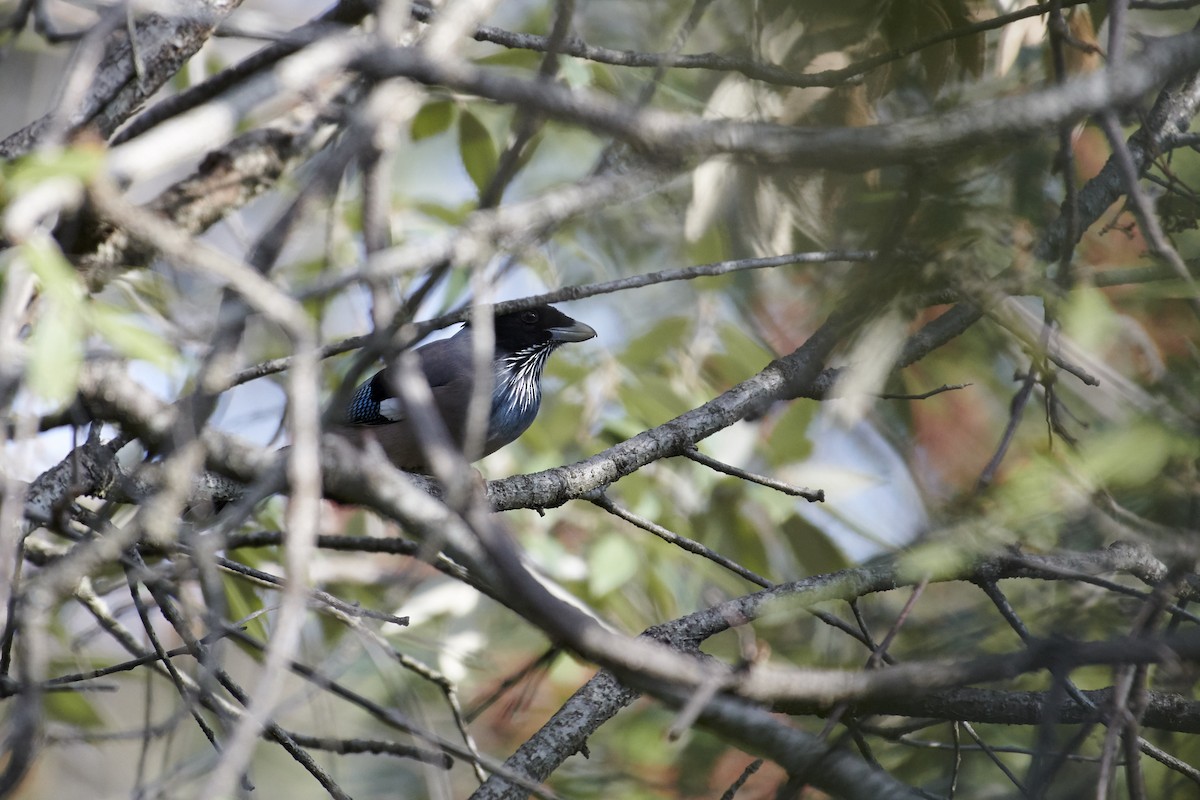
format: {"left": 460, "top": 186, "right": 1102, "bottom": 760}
{"left": 354, "top": 29, "right": 1200, "bottom": 169}
{"left": 0, "top": 0, "right": 247, "bottom": 158}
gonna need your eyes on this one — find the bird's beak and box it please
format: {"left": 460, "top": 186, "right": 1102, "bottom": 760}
{"left": 548, "top": 318, "right": 597, "bottom": 343}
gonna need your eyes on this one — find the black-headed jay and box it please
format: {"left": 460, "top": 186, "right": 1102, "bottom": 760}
{"left": 337, "top": 305, "right": 596, "bottom": 471}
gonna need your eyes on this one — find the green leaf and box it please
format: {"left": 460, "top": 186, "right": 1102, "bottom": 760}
{"left": 7, "top": 145, "right": 104, "bottom": 191}
{"left": 559, "top": 56, "right": 592, "bottom": 90}
{"left": 763, "top": 402, "right": 815, "bottom": 466}
{"left": 253, "top": 496, "right": 289, "bottom": 535}
{"left": 1059, "top": 286, "right": 1118, "bottom": 353}
{"left": 90, "top": 303, "right": 177, "bottom": 369}
{"left": 588, "top": 62, "right": 619, "bottom": 94}
{"left": 23, "top": 236, "right": 80, "bottom": 298}
{"left": 588, "top": 534, "right": 640, "bottom": 598}
{"left": 411, "top": 100, "right": 456, "bottom": 141}
{"left": 900, "top": 541, "right": 975, "bottom": 583}
{"left": 222, "top": 573, "right": 269, "bottom": 650}
{"left": 436, "top": 268, "right": 472, "bottom": 313}
{"left": 27, "top": 316, "right": 84, "bottom": 402}
{"left": 110, "top": 270, "right": 177, "bottom": 319}
{"left": 414, "top": 200, "right": 472, "bottom": 226}
{"left": 44, "top": 691, "right": 104, "bottom": 728}
{"left": 620, "top": 373, "right": 693, "bottom": 425}
{"left": 782, "top": 515, "right": 849, "bottom": 576}
{"left": 458, "top": 109, "right": 498, "bottom": 196}
{"left": 23, "top": 239, "right": 85, "bottom": 403}
{"left": 879, "top": 0, "right": 981, "bottom": 92}
{"left": 514, "top": 129, "right": 545, "bottom": 174}
{"left": 685, "top": 223, "right": 729, "bottom": 267}
{"left": 622, "top": 316, "right": 689, "bottom": 370}
{"left": 703, "top": 323, "right": 772, "bottom": 387}
{"left": 473, "top": 49, "right": 542, "bottom": 70}
{"left": 1078, "top": 423, "right": 1191, "bottom": 488}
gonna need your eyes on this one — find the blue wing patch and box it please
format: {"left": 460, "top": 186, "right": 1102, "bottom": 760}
{"left": 344, "top": 372, "right": 396, "bottom": 426}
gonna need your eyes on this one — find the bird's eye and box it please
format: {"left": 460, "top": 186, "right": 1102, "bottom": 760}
{"left": 520, "top": 310, "right": 539, "bottom": 324}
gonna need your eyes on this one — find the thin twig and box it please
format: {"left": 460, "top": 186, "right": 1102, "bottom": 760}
{"left": 682, "top": 446, "right": 823, "bottom": 502}
{"left": 589, "top": 492, "right": 773, "bottom": 588}
{"left": 880, "top": 383, "right": 971, "bottom": 400}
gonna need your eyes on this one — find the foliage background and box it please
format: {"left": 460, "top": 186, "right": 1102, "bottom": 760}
{"left": 2, "top": 0, "right": 1200, "bottom": 798}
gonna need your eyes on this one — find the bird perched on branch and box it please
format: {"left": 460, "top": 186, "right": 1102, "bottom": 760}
{"left": 337, "top": 305, "right": 597, "bottom": 472}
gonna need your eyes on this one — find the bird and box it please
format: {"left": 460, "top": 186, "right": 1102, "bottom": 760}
{"left": 336, "top": 305, "right": 597, "bottom": 472}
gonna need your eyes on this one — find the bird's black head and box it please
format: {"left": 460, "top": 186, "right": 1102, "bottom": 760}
{"left": 471, "top": 305, "right": 597, "bottom": 354}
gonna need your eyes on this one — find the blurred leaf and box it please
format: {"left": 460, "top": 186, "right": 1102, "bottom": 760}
{"left": 900, "top": 540, "right": 975, "bottom": 582}
{"left": 523, "top": 392, "right": 594, "bottom": 464}
{"left": 1061, "top": 8, "right": 1102, "bottom": 76}
{"left": 616, "top": 316, "right": 697, "bottom": 423}
{"left": 684, "top": 221, "right": 729, "bottom": 265}
{"left": 763, "top": 403, "right": 816, "bottom": 466}
{"left": 621, "top": 316, "right": 689, "bottom": 370}
{"left": 588, "top": 61, "right": 620, "bottom": 94}
{"left": 222, "top": 573, "right": 269, "bottom": 649}
{"left": 696, "top": 481, "right": 775, "bottom": 580}
{"left": 703, "top": 323, "right": 773, "bottom": 387}
{"left": 7, "top": 145, "right": 104, "bottom": 190}
{"left": 23, "top": 236, "right": 80, "bottom": 298}
{"left": 782, "top": 515, "right": 850, "bottom": 576}
{"left": 1078, "top": 423, "right": 1194, "bottom": 488}
{"left": 437, "top": 267, "right": 472, "bottom": 313}
{"left": 253, "top": 496, "right": 288, "bottom": 535}
{"left": 588, "top": 534, "right": 640, "bottom": 597}
{"left": 1059, "top": 286, "right": 1118, "bottom": 352}
{"left": 527, "top": 533, "right": 585, "bottom": 583}
{"left": 44, "top": 691, "right": 104, "bottom": 728}
{"left": 110, "top": 270, "right": 177, "bottom": 319}
{"left": 90, "top": 303, "right": 177, "bottom": 369}
{"left": 474, "top": 48, "right": 542, "bottom": 70}
{"left": 411, "top": 100, "right": 456, "bottom": 141}
{"left": 601, "top": 416, "right": 646, "bottom": 443}
{"left": 879, "top": 0, "right": 982, "bottom": 93}
{"left": 514, "top": 128, "right": 545, "bottom": 174}
{"left": 414, "top": 200, "right": 472, "bottom": 226}
{"left": 23, "top": 239, "right": 84, "bottom": 403}
{"left": 559, "top": 56, "right": 592, "bottom": 90}
{"left": 458, "top": 109, "right": 498, "bottom": 196}
{"left": 832, "top": 311, "right": 908, "bottom": 424}
{"left": 339, "top": 195, "right": 363, "bottom": 232}
{"left": 26, "top": 313, "right": 84, "bottom": 403}
{"left": 620, "top": 373, "right": 693, "bottom": 425}
{"left": 1159, "top": 193, "right": 1200, "bottom": 234}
